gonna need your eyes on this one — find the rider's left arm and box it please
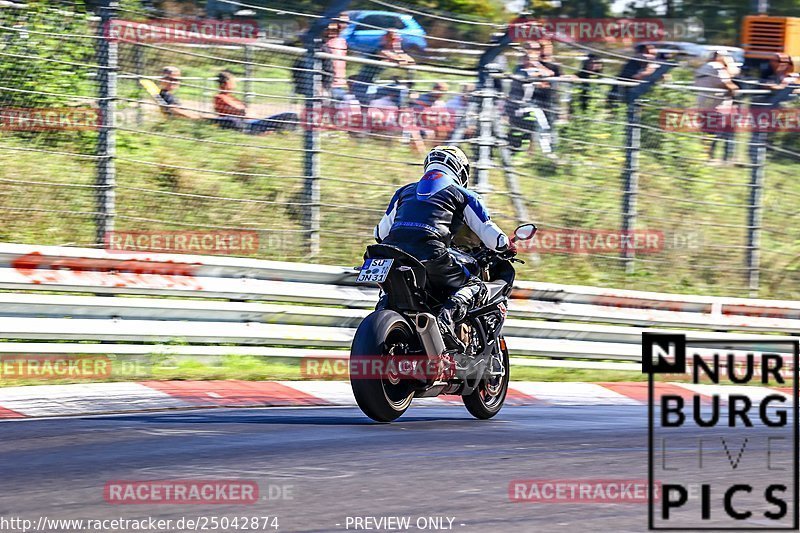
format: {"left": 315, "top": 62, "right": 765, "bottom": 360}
{"left": 375, "top": 187, "right": 402, "bottom": 243}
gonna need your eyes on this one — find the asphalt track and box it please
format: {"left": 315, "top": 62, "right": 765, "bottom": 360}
{"left": 0, "top": 404, "right": 794, "bottom": 532}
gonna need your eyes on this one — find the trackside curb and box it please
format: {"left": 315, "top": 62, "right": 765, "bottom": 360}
{"left": 0, "top": 380, "right": 792, "bottom": 419}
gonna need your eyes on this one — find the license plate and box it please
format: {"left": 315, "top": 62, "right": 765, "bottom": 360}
{"left": 356, "top": 258, "right": 394, "bottom": 283}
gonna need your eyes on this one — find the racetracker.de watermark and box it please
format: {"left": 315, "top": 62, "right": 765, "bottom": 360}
{"left": 301, "top": 355, "right": 456, "bottom": 381}
{"left": 509, "top": 479, "right": 659, "bottom": 503}
{"left": 106, "top": 19, "right": 260, "bottom": 44}
{"left": 104, "top": 480, "right": 262, "bottom": 505}
{"left": 661, "top": 108, "right": 800, "bottom": 133}
{"left": 0, "top": 356, "right": 111, "bottom": 380}
{"left": 105, "top": 230, "right": 260, "bottom": 256}
{"left": 509, "top": 18, "right": 703, "bottom": 43}
{"left": 518, "top": 229, "right": 664, "bottom": 254}
{"left": 0, "top": 107, "right": 99, "bottom": 131}
{"left": 301, "top": 106, "right": 456, "bottom": 133}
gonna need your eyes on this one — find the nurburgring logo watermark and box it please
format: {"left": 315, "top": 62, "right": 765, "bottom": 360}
{"left": 645, "top": 333, "right": 799, "bottom": 529}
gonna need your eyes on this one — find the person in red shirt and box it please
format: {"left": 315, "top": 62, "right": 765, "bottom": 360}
{"left": 214, "top": 71, "right": 247, "bottom": 124}
{"left": 214, "top": 71, "right": 296, "bottom": 134}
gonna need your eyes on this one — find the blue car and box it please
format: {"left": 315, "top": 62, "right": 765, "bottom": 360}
{"left": 340, "top": 10, "right": 427, "bottom": 54}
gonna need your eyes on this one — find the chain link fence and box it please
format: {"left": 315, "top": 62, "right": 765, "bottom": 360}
{"left": 1, "top": 0, "right": 799, "bottom": 299}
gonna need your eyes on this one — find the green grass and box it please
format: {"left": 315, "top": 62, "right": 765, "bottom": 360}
{"left": 4, "top": 99, "right": 800, "bottom": 296}
{"left": 5, "top": 35, "right": 800, "bottom": 297}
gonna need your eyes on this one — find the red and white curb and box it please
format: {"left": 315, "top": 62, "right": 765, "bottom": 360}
{"left": 0, "top": 381, "right": 793, "bottom": 419}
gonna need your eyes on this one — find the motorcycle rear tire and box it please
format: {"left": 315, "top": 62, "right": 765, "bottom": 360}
{"left": 350, "top": 310, "right": 417, "bottom": 422}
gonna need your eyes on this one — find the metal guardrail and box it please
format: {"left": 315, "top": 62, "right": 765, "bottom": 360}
{"left": 1, "top": 243, "right": 799, "bottom": 370}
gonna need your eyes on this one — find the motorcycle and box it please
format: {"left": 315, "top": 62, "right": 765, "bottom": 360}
{"left": 350, "top": 223, "right": 537, "bottom": 422}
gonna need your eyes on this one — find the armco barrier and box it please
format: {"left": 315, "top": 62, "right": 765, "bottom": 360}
{"left": 0, "top": 243, "right": 799, "bottom": 370}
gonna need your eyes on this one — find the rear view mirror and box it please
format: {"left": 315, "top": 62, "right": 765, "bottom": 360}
{"left": 513, "top": 223, "right": 537, "bottom": 242}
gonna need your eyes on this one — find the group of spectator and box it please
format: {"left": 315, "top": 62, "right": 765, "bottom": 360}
{"left": 693, "top": 50, "right": 798, "bottom": 161}
{"left": 319, "top": 18, "right": 465, "bottom": 153}
{"left": 503, "top": 36, "right": 800, "bottom": 165}
{"left": 148, "top": 19, "right": 798, "bottom": 164}
{"left": 143, "top": 15, "right": 470, "bottom": 151}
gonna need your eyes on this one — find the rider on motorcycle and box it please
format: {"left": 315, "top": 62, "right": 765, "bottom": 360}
{"left": 374, "top": 145, "right": 515, "bottom": 338}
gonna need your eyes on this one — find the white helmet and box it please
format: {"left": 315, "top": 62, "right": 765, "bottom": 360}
{"left": 423, "top": 145, "right": 470, "bottom": 188}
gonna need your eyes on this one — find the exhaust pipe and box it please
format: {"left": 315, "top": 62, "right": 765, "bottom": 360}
{"left": 415, "top": 313, "right": 446, "bottom": 360}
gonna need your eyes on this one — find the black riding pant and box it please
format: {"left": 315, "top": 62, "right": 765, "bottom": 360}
{"left": 420, "top": 248, "right": 485, "bottom": 308}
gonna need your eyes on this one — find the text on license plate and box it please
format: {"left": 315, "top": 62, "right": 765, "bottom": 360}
{"left": 356, "top": 258, "right": 394, "bottom": 283}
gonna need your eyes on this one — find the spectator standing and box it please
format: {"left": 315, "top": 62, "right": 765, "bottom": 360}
{"left": 507, "top": 41, "right": 554, "bottom": 155}
{"left": 608, "top": 44, "right": 657, "bottom": 108}
{"left": 443, "top": 83, "right": 474, "bottom": 138}
{"left": 761, "top": 53, "right": 799, "bottom": 89}
{"left": 535, "top": 39, "right": 564, "bottom": 146}
{"left": 574, "top": 53, "right": 604, "bottom": 113}
{"left": 325, "top": 21, "right": 348, "bottom": 101}
{"left": 694, "top": 51, "right": 739, "bottom": 161}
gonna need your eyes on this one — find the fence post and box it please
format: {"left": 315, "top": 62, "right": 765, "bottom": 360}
{"left": 617, "top": 64, "right": 674, "bottom": 274}
{"left": 742, "top": 85, "right": 799, "bottom": 295}
{"left": 134, "top": 44, "right": 143, "bottom": 127}
{"left": 746, "top": 126, "right": 766, "bottom": 296}
{"left": 243, "top": 45, "right": 253, "bottom": 108}
{"left": 303, "top": 45, "right": 321, "bottom": 257}
{"left": 475, "top": 79, "right": 494, "bottom": 192}
{"left": 96, "top": 0, "right": 118, "bottom": 247}
{"left": 470, "top": 30, "right": 530, "bottom": 223}
{"left": 621, "top": 99, "right": 641, "bottom": 274}
{"left": 487, "top": 75, "right": 529, "bottom": 225}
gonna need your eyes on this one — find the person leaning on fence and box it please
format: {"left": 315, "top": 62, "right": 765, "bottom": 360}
{"left": 352, "top": 30, "right": 415, "bottom": 105}
{"left": 324, "top": 20, "right": 349, "bottom": 102}
{"left": 157, "top": 66, "right": 199, "bottom": 119}
{"left": 607, "top": 44, "right": 657, "bottom": 108}
{"left": 761, "top": 53, "right": 799, "bottom": 90}
{"left": 213, "top": 71, "right": 297, "bottom": 135}
{"left": 506, "top": 41, "right": 554, "bottom": 155}
{"left": 694, "top": 51, "right": 740, "bottom": 162}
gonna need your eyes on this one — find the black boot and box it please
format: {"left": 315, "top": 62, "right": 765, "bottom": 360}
{"left": 437, "top": 297, "right": 467, "bottom": 341}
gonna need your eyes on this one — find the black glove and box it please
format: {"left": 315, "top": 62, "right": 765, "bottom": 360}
{"left": 499, "top": 240, "right": 517, "bottom": 258}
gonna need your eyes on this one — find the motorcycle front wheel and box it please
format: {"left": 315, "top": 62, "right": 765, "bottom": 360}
{"left": 462, "top": 336, "right": 510, "bottom": 419}
{"left": 350, "top": 310, "right": 418, "bottom": 422}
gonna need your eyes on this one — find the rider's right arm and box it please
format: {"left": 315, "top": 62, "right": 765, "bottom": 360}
{"left": 374, "top": 187, "right": 402, "bottom": 243}
{"left": 459, "top": 188, "right": 509, "bottom": 252}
